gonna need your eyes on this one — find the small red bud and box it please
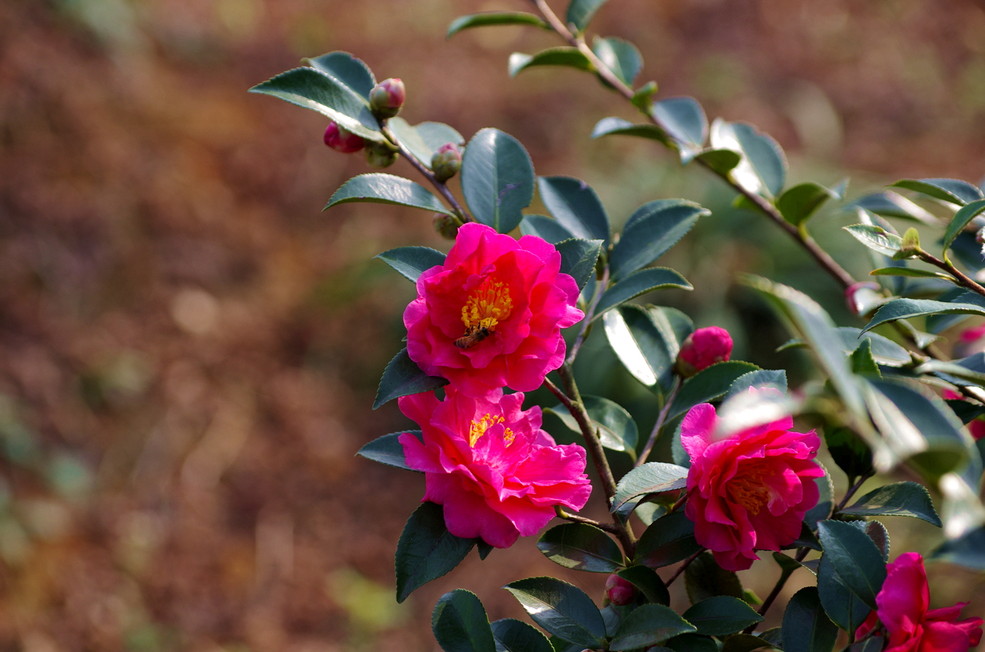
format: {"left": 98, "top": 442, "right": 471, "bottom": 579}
{"left": 369, "top": 77, "right": 405, "bottom": 119}
{"left": 365, "top": 141, "right": 398, "bottom": 168}
{"left": 675, "top": 326, "right": 733, "bottom": 378}
{"left": 431, "top": 143, "right": 462, "bottom": 183}
{"left": 844, "top": 281, "right": 882, "bottom": 317}
{"left": 604, "top": 574, "right": 637, "bottom": 606}
{"left": 323, "top": 121, "right": 365, "bottom": 153}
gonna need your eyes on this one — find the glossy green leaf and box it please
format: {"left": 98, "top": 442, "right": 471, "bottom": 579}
{"left": 461, "top": 128, "right": 534, "bottom": 233}
{"left": 356, "top": 431, "right": 420, "bottom": 470}
{"left": 652, "top": 97, "right": 708, "bottom": 160}
{"left": 782, "top": 587, "right": 838, "bottom": 652}
{"left": 840, "top": 481, "right": 941, "bottom": 526}
{"left": 447, "top": 11, "right": 549, "bottom": 37}
{"left": 376, "top": 246, "right": 445, "bottom": 283}
{"left": 617, "top": 566, "right": 670, "bottom": 606}
{"left": 721, "top": 634, "right": 779, "bottom": 652}
{"left": 565, "top": 0, "right": 608, "bottom": 32}
{"left": 388, "top": 118, "right": 464, "bottom": 166}
{"left": 693, "top": 148, "right": 742, "bottom": 175}
{"left": 890, "top": 177, "right": 984, "bottom": 206}
{"left": 609, "top": 604, "right": 696, "bottom": 650}
{"left": 327, "top": 173, "right": 453, "bottom": 215}
{"left": 556, "top": 238, "right": 603, "bottom": 290}
{"left": 432, "top": 589, "right": 497, "bottom": 652}
{"left": 520, "top": 215, "right": 574, "bottom": 244}
{"left": 683, "top": 597, "right": 762, "bottom": 637}
{"left": 593, "top": 268, "right": 692, "bottom": 319}
{"left": 538, "top": 176, "right": 610, "bottom": 246}
{"left": 931, "top": 525, "right": 985, "bottom": 570}
{"left": 374, "top": 348, "right": 448, "bottom": 409}
{"left": 303, "top": 51, "right": 375, "bottom": 96}
{"left": 870, "top": 266, "right": 952, "bottom": 281}
{"left": 777, "top": 182, "right": 837, "bottom": 226}
{"left": 942, "top": 198, "right": 985, "bottom": 259}
{"left": 490, "top": 618, "right": 554, "bottom": 652}
{"left": 593, "top": 36, "right": 642, "bottom": 86}
{"left": 861, "top": 297, "right": 985, "bottom": 335}
{"left": 634, "top": 511, "right": 701, "bottom": 568}
{"left": 591, "top": 117, "right": 668, "bottom": 143}
{"left": 508, "top": 48, "right": 594, "bottom": 77}
{"left": 612, "top": 463, "right": 689, "bottom": 512}
{"left": 817, "top": 520, "right": 886, "bottom": 609}
{"left": 835, "top": 328, "right": 911, "bottom": 367}
{"left": 537, "top": 523, "right": 625, "bottom": 572}
{"left": 602, "top": 305, "right": 692, "bottom": 393}
{"left": 610, "top": 199, "right": 709, "bottom": 280}
{"left": 249, "top": 67, "right": 383, "bottom": 141}
{"left": 548, "top": 395, "right": 638, "bottom": 455}
{"left": 667, "top": 361, "right": 761, "bottom": 422}
{"left": 684, "top": 551, "right": 743, "bottom": 603}
{"left": 710, "top": 120, "right": 786, "bottom": 198}
{"left": 851, "top": 191, "right": 937, "bottom": 223}
{"left": 843, "top": 224, "right": 903, "bottom": 256}
{"left": 503, "top": 577, "right": 606, "bottom": 647}
{"left": 851, "top": 338, "right": 881, "bottom": 377}
{"left": 397, "top": 503, "right": 475, "bottom": 602}
{"left": 726, "top": 369, "right": 787, "bottom": 398}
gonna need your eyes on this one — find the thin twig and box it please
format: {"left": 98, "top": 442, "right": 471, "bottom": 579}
{"left": 636, "top": 377, "right": 681, "bottom": 467}
{"left": 915, "top": 250, "right": 985, "bottom": 297}
{"left": 665, "top": 548, "right": 704, "bottom": 587}
{"left": 555, "top": 507, "right": 622, "bottom": 535}
{"left": 566, "top": 266, "right": 609, "bottom": 366}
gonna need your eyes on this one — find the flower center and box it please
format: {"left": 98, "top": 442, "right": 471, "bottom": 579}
{"left": 727, "top": 468, "right": 772, "bottom": 515}
{"left": 457, "top": 279, "right": 512, "bottom": 348}
{"left": 469, "top": 413, "right": 515, "bottom": 447}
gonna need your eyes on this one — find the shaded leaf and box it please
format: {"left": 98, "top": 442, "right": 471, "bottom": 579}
{"left": 891, "top": 178, "right": 984, "bottom": 206}
{"left": 684, "top": 551, "right": 743, "bottom": 603}
{"left": 617, "top": 566, "right": 670, "bottom": 606}
{"left": 303, "top": 51, "right": 375, "bottom": 96}
{"left": 817, "top": 520, "right": 886, "bottom": 609}
{"left": 667, "top": 361, "right": 761, "bottom": 422}
{"left": 520, "top": 215, "right": 574, "bottom": 244}
{"left": 931, "top": 525, "right": 985, "bottom": 570}
{"left": 693, "top": 148, "right": 742, "bottom": 176}
{"left": 612, "top": 463, "right": 689, "bottom": 512}
{"left": 490, "top": 618, "right": 554, "bottom": 652}
{"left": 862, "top": 297, "right": 985, "bottom": 335}
{"left": 556, "top": 238, "right": 603, "bottom": 290}
{"left": 942, "top": 198, "right": 985, "bottom": 259}
{"left": 840, "top": 481, "right": 941, "bottom": 526}
{"left": 710, "top": 120, "right": 786, "bottom": 198}
{"left": 538, "top": 176, "right": 610, "bottom": 246}
{"left": 634, "top": 511, "right": 701, "bottom": 568}
{"left": 327, "top": 173, "right": 453, "bottom": 215}
{"left": 508, "top": 48, "right": 594, "bottom": 77}
{"left": 461, "top": 128, "right": 534, "bottom": 233}
{"left": 447, "top": 11, "right": 549, "bottom": 37}
{"left": 356, "top": 431, "right": 420, "bottom": 471}
{"left": 610, "top": 199, "right": 709, "bottom": 280}
{"left": 602, "top": 304, "right": 692, "bottom": 393}
{"left": 376, "top": 246, "right": 445, "bottom": 282}
{"left": 397, "top": 503, "right": 475, "bottom": 602}
{"left": 537, "top": 523, "right": 624, "bottom": 573}
{"left": 609, "top": 604, "right": 696, "bottom": 651}
{"left": 565, "top": 0, "right": 608, "bottom": 32}
{"left": 592, "top": 268, "right": 692, "bottom": 319}
{"left": 503, "top": 577, "right": 606, "bottom": 647}
{"left": 432, "top": 589, "right": 497, "bottom": 652}
{"left": 548, "top": 395, "right": 638, "bottom": 455}
{"left": 374, "top": 348, "right": 448, "bottom": 409}
{"left": 652, "top": 97, "right": 708, "bottom": 160}
{"left": 782, "top": 587, "right": 838, "bottom": 652}
{"left": 593, "top": 36, "right": 642, "bottom": 86}
{"left": 591, "top": 116, "right": 667, "bottom": 143}
{"left": 683, "top": 597, "right": 762, "bottom": 637}
{"left": 777, "top": 182, "right": 837, "bottom": 226}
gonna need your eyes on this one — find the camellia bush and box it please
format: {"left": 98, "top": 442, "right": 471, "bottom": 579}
{"left": 251, "top": 1, "right": 985, "bottom": 650}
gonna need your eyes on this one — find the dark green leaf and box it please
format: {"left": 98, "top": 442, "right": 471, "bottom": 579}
{"left": 303, "top": 51, "right": 375, "bottom": 96}
{"left": 840, "top": 481, "right": 941, "bottom": 526}
{"left": 249, "top": 67, "right": 383, "bottom": 141}
{"left": 556, "top": 238, "right": 603, "bottom": 290}
{"left": 591, "top": 117, "right": 667, "bottom": 143}
{"left": 609, "top": 604, "right": 696, "bottom": 650}
{"left": 942, "top": 198, "right": 985, "bottom": 259}
{"left": 890, "top": 178, "right": 984, "bottom": 206}
{"left": 816, "top": 551, "right": 873, "bottom": 633}
{"left": 617, "top": 566, "right": 670, "bottom": 605}
{"left": 667, "top": 361, "right": 761, "bottom": 422}
{"left": 870, "top": 266, "right": 951, "bottom": 280}
{"left": 376, "top": 246, "right": 445, "bottom": 283}
{"left": 634, "top": 511, "right": 701, "bottom": 568}
{"left": 602, "top": 305, "right": 692, "bottom": 393}
{"left": 593, "top": 36, "right": 642, "bottom": 86}
{"left": 612, "top": 463, "right": 689, "bottom": 512}
{"left": 777, "top": 182, "right": 837, "bottom": 226}
{"left": 652, "top": 97, "right": 708, "bottom": 160}
{"left": 397, "top": 503, "right": 476, "bottom": 602}
{"left": 356, "top": 431, "right": 420, "bottom": 470}
{"left": 693, "top": 148, "right": 742, "bottom": 175}
{"left": 824, "top": 427, "right": 874, "bottom": 480}
{"left": 538, "top": 176, "right": 610, "bottom": 246}
{"left": 549, "top": 395, "right": 639, "bottom": 455}
{"left": 374, "top": 348, "right": 448, "bottom": 409}
{"left": 710, "top": 120, "right": 786, "bottom": 198}
{"left": 835, "top": 328, "right": 911, "bottom": 367}
{"left": 683, "top": 597, "right": 762, "bottom": 637}
{"left": 782, "top": 587, "right": 838, "bottom": 652}
{"left": 537, "top": 523, "right": 624, "bottom": 572}
{"left": 684, "top": 551, "right": 743, "bottom": 602}
{"left": 664, "top": 634, "right": 718, "bottom": 652}
{"left": 850, "top": 191, "right": 937, "bottom": 223}
{"left": 932, "top": 525, "right": 985, "bottom": 570}
{"left": 461, "top": 128, "right": 534, "bottom": 233}
{"left": 508, "top": 48, "right": 594, "bottom": 77}
{"left": 490, "top": 618, "right": 554, "bottom": 652}
{"left": 565, "top": 0, "right": 608, "bottom": 32}
{"left": 388, "top": 118, "right": 464, "bottom": 166}
{"left": 432, "top": 589, "right": 497, "bottom": 652}
{"left": 327, "top": 173, "right": 453, "bottom": 215}
{"left": 610, "top": 199, "right": 709, "bottom": 280}
{"left": 721, "top": 634, "right": 780, "bottom": 652}
{"left": 592, "top": 268, "right": 692, "bottom": 319}
{"left": 503, "top": 577, "right": 606, "bottom": 647}
{"left": 851, "top": 338, "right": 881, "bottom": 377}
{"left": 817, "top": 520, "right": 886, "bottom": 609}
{"left": 520, "top": 215, "right": 575, "bottom": 244}
{"left": 447, "top": 11, "right": 549, "bottom": 37}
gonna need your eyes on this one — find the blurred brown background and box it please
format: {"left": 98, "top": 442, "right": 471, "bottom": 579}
{"left": 2, "top": 0, "right": 984, "bottom": 650}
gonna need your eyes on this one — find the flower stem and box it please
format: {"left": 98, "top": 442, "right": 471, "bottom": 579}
{"left": 914, "top": 249, "right": 985, "bottom": 297}
{"left": 636, "top": 377, "right": 681, "bottom": 467}
{"left": 665, "top": 548, "right": 703, "bottom": 587}
{"left": 566, "top": 266, "right": 609, "bottom": 366}
{"left": 555, "top": 507, "right": 623, "bottom": 535}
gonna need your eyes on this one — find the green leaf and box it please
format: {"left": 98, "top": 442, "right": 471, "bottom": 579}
{"left": 373, "top": 348, "right": 448, "bottom": 409}
{"left": 851, "top": 191, "right": 937, "bottom": 223}
{"left": 870, "top": 266, "right": 952, "bottom": 281}
{"left": 508, "top": 48, "right": 594, "bottom": 77}
{"left": 693, "top": 148, "right": 742, "bottom": 176}
{"left": 942, "top": 198, "right": 985, "bottom": 259}
{"left": 592, "top": 268, "right": 692, "bottom": 319}
{"left": 549, "top": 395, "right": 639, "bottom": 455}
{"left": 665, "top": 634, "right": 718, "bottom": 652}
{"left": 520, "top": 215, "right": 575, "bottom": 244}
{"left": 777, "top": 182, "right": 837, "bottom": 226}
{"left": 602, "top": 305, "right": 692, "bottom": 393}
{"left": 591, "top": 117, "right": 667, "bottom": 143}
{"left": 447, "top": 11, "right": 549, "bottom": 37}
{"left": 710, "top": 120, "right": 787, "bottom": 198}
{"left": 376, "top": 246, "right": 445, "bottom": 283}
{"left": 388, "top": 118, "right": 464, "bottom": 166}
{"left": 249, "top": 67, "right": 384, "bottom": 142}
{"left": 835, "top": 327, "right": 911, "bottom": 367}
{"left": 844, "top": 224, "right": 904, "bottom": 257}
{"left": 684, "top": 551, "right": 743, "bottom": 603}
{"left": 617, "top": 566, "right": 670, "bottom": 606}
{"left": 503, "top": 577, "right": 606, "bottom": 648}
{"left": 327, "top": 173, "right": 453, "bottom": 215}
{"left": 593, "top": 36, "right": 642, "bottom": 86}
{"left": 839, "top": 481, "right": 941, "bottom": 526}
{"left": 652, "top": 97, "right": 708, "bottom": 160}
{"left": 537, "top": 523, "right": 625, "bottom": 572}
{"left": 781, "top": 587, "right": 838, "bottom": 652}
{"left": 397, "top": 503, "right": 476, "bottom": 602}
{"left": 861, "top": 297, "right": 985, "bottom": 335}
{"left": 490, "top": 618, "right": 554, "bottom": 652}
{"left": 565, "top": 0, "right": 608, "bottom": 32}
{"left": 461, "top": 128, "right": 534, "bottom": 233}
{"left": 817, "top": 520, "right": 886, "bottom": 609}
{"left": 538, "top": 176, "right": 611, "bottom": 246}
{"left": 610, "top": 199, "right": 709, "bottom": 280}
{"left": 890, "top": 178, "right": 984, "bottom": 206}
{"left": 303, "top": 51, "right": 375, "bottom": 97}
{"left": 683, "top": 597, "right": 762, "bottom": 637}
{"left": 356, "top": 431, "right": 420, "bottom": 470}
{"left": 667, "top": 361, "right": 761, "bottom": 422}
{"left": 721, "top": 634, "right": 780, "bottom": 652}
{"left": 824, "top": 427, "right": 874, "bottom": 480}
{"left": 851, "top": 338, "right": 881, "bottom": 377}
{"left": 612, "top": 463, "right": 689, "bottom": 512}
{"left": 609, "top": 604, "right": 697, "bottom": 650}
{"left": 634, "top": 511, "right": 701, "bottom": 568}
{"left": 931, "top": 525, "right": 985, "bottom": 570}
{"left": 556, "top": 238, "right": 603, "bottom": 290}
{"left": 432, "top": 589, "right": 497, "bottom": 652}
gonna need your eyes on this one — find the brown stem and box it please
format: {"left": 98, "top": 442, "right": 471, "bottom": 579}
{"left": 555, "top": 507, "right": 623, "bottom": 535}
{"left": 382, "top": 124, "right": 473, "bottom": 222}
{"left": 915, "top": 250, "right": 985, "bottom": 297}
{"left": 636, "top": 377, "right": 681, "bottom": 467}
{"left": 664, "top": 548, "right": 704, "bottom": 587}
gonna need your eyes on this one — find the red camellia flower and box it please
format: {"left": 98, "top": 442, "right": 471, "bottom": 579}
{"left": 856, "top": 552, "right": 983, "bottom": 651}
{"left": 397, "top": 389, "right": 591, "bottom": 548}
{"left": 681, "top": 388, "right": 823, "bottom": 571}
{"left": 675, "top": 326, "right": 733, "bottom": 377}
{"left": 404, "top": 222, "right": 583, "bottom": 399}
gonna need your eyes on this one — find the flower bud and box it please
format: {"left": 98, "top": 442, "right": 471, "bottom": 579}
{"left": 604, "top": 574, "right": 636, "bottom": 606}
{"left": 844, "top": 281, "right": 881, "bottom": 317}
{"left": 433, "top": 213, "right": 461, "bottom": 240}
{"left": 323, "top": 121, "right": 365, "bottom": 153}
{"left": 431, "top": 143, "right": 462, "bottom": 182}
{"left": 675, "top": 326, "right": 732, "bottom": 378}
{"left": 368, "top": 77, "right": 405, "bottom": 119}
{"left": 365, "top": 141, "right": 398, "bottom": 168}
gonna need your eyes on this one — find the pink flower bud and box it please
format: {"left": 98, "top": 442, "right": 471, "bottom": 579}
{"left": 675, "top": 326, "right": 732, "bottom": 377}
{"left": 844, "top": 281, "right": 881, "bottom": 317}
{"left": 431, "top": 143, "right": 462, "bottom": 182}
{"left": 604, "top": 574, "right": 636, "bottom": 606}
{"left": 323, "top": 121, "right": 365, "bottom": 153}
{"left": 369, "top": 77, "right": 405, "bottom": 119}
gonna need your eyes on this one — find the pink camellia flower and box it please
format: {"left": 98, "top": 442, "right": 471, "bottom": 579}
{"left": 604, "top": 574, "right": 637, "bottom": 606}
{"left": 954, "top": 323, "right": 985, "bottom": 358}
{"left": 855, "top": 552, "right": 983, "bottom": 651}
{"left": 397, "top": 389, "right": 591, "bottom": 548}
{"left": 681, "top": 388, "right": 823, "bottom": 571}
{"left": 675, "top": 326, "right": 733, "bottom": 378}
{"left": 323, "top": 121, "right": 365, "bottom": 153}
{"left": 404, "top": 222, "right": 583, "bottom": 399}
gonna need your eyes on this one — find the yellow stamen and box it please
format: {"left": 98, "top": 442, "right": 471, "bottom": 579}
{"left": 469, "top": 413, "right": 515, "bottom": 447}
{"left": 461, "top": 278, "right": 513, "bottom": 332}
{"left": 727, "top": 470, "right": 771, "bottom": 515}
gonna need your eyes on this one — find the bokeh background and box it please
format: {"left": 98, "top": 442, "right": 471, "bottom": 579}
{"left": 2, "top": 0, "right": 985, "bottom": 649}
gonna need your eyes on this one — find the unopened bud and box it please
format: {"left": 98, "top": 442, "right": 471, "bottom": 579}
{"left": 323, "top": 121, "right": 365, "bottom": 153}
{"left": 675, "top": 326, "right": 733, "bottom": 378}
{"left": 431, "top": 143, "right": 462, "bottom": 182}
{"left": 844, "top": 281, "right": 882, "bottom": 317}
{"left": 365, "top": 141, "right": 398, "bottom": 168}
{"left": 604, "top": 574, "right": 636, "bottom": 606}
{"left": 433, "top": 213, "right": 461, "bottom": 240}
{"left": 369, "top": 78, "right": 405, "bottom": 119}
